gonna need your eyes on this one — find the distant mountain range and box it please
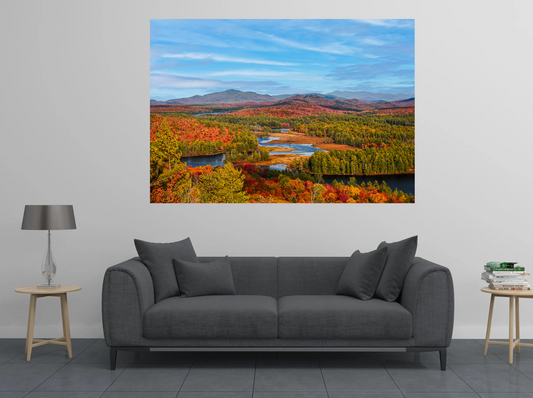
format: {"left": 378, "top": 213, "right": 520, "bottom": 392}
{"left": 274, "top": 94, "right": 414, "bottom": 112}
{"left": 150, "top": 89, "right": 414, "bottom": 105}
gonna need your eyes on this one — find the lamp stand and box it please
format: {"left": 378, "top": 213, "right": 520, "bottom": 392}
{"left": 38, "top": 230, "right": 61, "bottom": 288}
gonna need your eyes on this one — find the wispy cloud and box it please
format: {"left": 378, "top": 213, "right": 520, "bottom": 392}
{"left": 326, "top": 61, "right": 414, "bottom": 81}
{"left": 208, "top": 70, "right": 303, "bottom": 77}
{"left": 263, "top": 34, "right": 356, "bottom": 55}
{"left": 162, "top": 53, "right": 298, "bottom": 66}
{"left": 358, "top": 19, "right": 414, "bottom": 29}
{"left": 362, "top": 38, "right": 387, "bottom": 46}
{"left": 150, "top": 72, "right": 284, "bottom": 90}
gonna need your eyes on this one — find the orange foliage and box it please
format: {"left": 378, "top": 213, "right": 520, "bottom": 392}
{"left": 370, "top": 106, "right": 415, "bottom": 116}
{"left": 150, "top": 105, "right": 205, "bottom": 113}
{"left": 228, "top": 103, "right": 343, "bottom": 118}
{"left": 150, "top": 114, "right": 234, "bottom": 145}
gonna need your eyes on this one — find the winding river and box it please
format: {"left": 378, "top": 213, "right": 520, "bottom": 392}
{"left": 181, "top": 137, "right": 414, "bottom": 195}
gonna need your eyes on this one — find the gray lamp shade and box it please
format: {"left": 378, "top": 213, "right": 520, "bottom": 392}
{"left": 21, "top": 205, "right": 76, "bottom": 230}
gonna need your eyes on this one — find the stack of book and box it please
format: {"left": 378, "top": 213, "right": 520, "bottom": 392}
{"left": 482, "top": 262, "right": 530, "bottom": 290}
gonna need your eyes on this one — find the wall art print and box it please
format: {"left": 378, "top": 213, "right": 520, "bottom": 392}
{"left": 150, "top": 19, "right": 414, "bottom": 203}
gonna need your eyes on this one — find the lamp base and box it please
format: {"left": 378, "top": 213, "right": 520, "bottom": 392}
{"left": 37, "top": 283, "right": 61, "bottom": 288}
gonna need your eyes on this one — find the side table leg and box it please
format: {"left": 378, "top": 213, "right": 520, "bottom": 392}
{"left": 26, "top": 295, "right": 37, "bottom": 361}
{"left": 484, "top": 294, "right": 495, "bottom": 355}
{"left": 60, "top": 293, "right": 73, "bottom": 358}
{"left": 516, "top": 296, "right": 521, "bottom": 354}
{"left": 509, "top": 296, "right": 515, "bottom": 364}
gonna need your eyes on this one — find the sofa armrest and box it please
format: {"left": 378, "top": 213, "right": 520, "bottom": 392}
{"left": 102, "top": 257, "right": 155, "bottom": 346}
{"left": 400, "top": 257, "right": 454, "bottom": 347}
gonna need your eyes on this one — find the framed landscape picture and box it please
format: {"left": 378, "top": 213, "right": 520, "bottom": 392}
{"left": 150, "top": 19, "right": 414, "bottom": 203}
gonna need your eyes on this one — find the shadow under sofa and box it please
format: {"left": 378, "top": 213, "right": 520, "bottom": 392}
{"left": 102, "top": 256, "right": 454, "bottom": 370}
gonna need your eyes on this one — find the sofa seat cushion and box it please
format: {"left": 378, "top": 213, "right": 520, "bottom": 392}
{"left": 144, "top": 295, "right": 278, "bottom": 339}
{"left": 278, "top": 295, "right": 412, "bottom": 339}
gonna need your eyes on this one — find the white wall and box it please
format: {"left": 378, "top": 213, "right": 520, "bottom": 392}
{"left": 1, "top": 0, "right": 533, "bottom": 339}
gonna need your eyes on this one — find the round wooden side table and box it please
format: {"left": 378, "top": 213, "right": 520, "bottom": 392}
{"left": 15, "top": 285, "right": 81, "bottom": 361}
{"left": 481, "top": 287, "right": 533, "bottom": 364}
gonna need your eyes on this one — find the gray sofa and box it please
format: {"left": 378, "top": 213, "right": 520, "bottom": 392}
{"left": 102, "top": 256, "right": 454, "bottom": 370}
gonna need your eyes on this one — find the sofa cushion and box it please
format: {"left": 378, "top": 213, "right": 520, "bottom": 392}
{"left": 278, "top": 295, "right": 412, "bottom": 339}
{"left": 375, "top": 236, "right": 418, "bottom": 302}
{"left": 198, "top": 257, "right": 278, "bottom": 298}
{"left": 278, "top": 257, "right": 348, "bottom": 298}
{"left": 336, "top": 247, "right": 388, "bottom": 300}
{"left": 144, "top": 295, "right": 278, "bottom": 339}
{"left": 173, "top": 256, "right": 235, "bottom": 298}
{"left": 134, "top": 238, "right": 199, "bottom": 302}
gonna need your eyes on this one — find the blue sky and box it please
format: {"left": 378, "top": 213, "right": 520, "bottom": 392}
{"left": 150, "top": 19, "right": 414, "bottom": 101}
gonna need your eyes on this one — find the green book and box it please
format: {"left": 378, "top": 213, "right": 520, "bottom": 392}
{"left": 485, "top": 266, "right": 525, "bottom": 272}
{"left": 486, "top": 262, "right": 517, "bottom": 268}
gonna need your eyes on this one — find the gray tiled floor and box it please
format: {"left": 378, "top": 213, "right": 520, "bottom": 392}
{"left": 1, "top": 339, "right": 533, "bottom": 397}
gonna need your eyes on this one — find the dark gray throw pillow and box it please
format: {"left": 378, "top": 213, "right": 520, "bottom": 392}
{"left": 374, "top": 236, "right": 418, "bottom": 302}
{"left": 336, "top": 247, "right": 388, "bottom": 300}
{"left": 134, "top": 238, "right": 198, "bottom": 302}
{"left": 173, "top": 256, "right": 236, "bottom": 298}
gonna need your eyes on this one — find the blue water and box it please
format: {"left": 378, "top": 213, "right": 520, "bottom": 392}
{"left": 180, "top": 137, "right": 414, "bottom": 195}
{"left": 257, "top": 137, "right": 324, "bottom": 156}
{"left": 181, "top": 154, "right": 226, "bottom": 167}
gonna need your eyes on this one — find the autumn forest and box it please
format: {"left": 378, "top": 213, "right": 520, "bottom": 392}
{"left": 150, "top": 92, "right": 415, "bottom": 203}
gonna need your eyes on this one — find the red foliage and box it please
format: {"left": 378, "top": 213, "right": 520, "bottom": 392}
{"left": 370, "top": 106, "right": 415, "bottom": 116}
{"left": 150, "top": 114, "right": 234, "bottom": 145}
{"left": 228, "top": 103, "right": 343, "bottom": 117}
{"left": 150, "top": 105, "right": 205, "bottom": 113}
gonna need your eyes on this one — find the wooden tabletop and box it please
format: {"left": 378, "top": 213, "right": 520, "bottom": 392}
{"left": 15, "top": 285, "right": 82, "bottom": 294}
{"left": 481, "top": 287, "right": 533, "bottom": 297}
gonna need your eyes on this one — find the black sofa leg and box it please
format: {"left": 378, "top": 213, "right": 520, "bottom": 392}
{"left": 439, "top": 348, "right": 447, "bottom": 371}
{"left": 110, "top": 348, "right": 117, "bottom": 370}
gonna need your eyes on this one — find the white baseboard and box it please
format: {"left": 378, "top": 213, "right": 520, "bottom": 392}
{"left": 452, "top": 326, "right": 533, "bottom": 340}
{"left": 0, "top": 325, "right": 530, "bottom": 341}
{"left": 0, "top": 326, "right": 104, "bottom": 339}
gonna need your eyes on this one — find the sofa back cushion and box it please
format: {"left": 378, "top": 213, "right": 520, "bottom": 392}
{"left": 174, "top": 257, "right": 236, "bottom": 298}
{"left": 135, "top": 238, "right": 199, "bottom": 303}
{"left": 278, "top": 257, "right": 349, "bottom": 298}
{"left": 198, "top": 257, "right": 278, "bottom": 299}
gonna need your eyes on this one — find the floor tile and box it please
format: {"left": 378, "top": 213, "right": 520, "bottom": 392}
{"left": 510, "top": 363, "right": 533, "bottom": 379}
{"left": 10, "top": 339, "right": 97, "bottom": 362}
{"left": 403, "top": 394, "right": 480, "bottom": 398}
{"left": 328, "top": 393, "right": 403, "bottom": 398}
{"left": 378, "top": 352, "right": 440, "bottom": 365}
{"left": 72, "top": 340, "right": 137, "bottom": 364}
{"left": 386, "top": 363, "right": 475, "bottom": 393}
{"left": 318, "top": 352, "right": 381, "bottom": 364}
{"left": 480, "top": 339, "right": 533, "bottom": 362}
{"left": 0, "top": 393, "right": 28, "bottom": 398}
{"left": 193, "top": 352, "right": 257, "bottom": 364}
{"left": 0, "top": 339, "right": 26, "bottom": 362}
{"left": 446, "top": 340, "right": 505, "bottom": 364}
{"left": 108, "top": 362, "right": 190, "bottom": 392}
{"left": 0, "top": 339, "right": 26, "bottom": 349}
{"left": 34, "top": 361, "right": 125, "bottom": 392}
{"left": 25, "top": 393, "right": 103, "bottom": 398}
{"left": 478, "top": 394, "right": 533, "bottom": 398}
{"left": 180, "top": 363, "right": 255, "bottom": 392}
{"left": 133, "top": 351, "right": 196, "bottom": 364}
{"left": 449, "top": 363, "right": 533, "bottom": 393}
{"left": 253, "top": 392, "right": 327, "bottom": 398}
{"left": 257, "top": 352, "right": 319, "bottom": 364}
{"left": 102, "top": 392, "right": 179, "bottom": 398}
{"left": 0, "top": 362, "right": 64, "bottom": 392}
{"left": 320, "top": 363, "right": 398, "bottom": 392}
{"left": 254, "top": 363, "right": 325, "bottom": 392}
{"left": 178, "top": 393, "right": 252, "bottom": 398}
